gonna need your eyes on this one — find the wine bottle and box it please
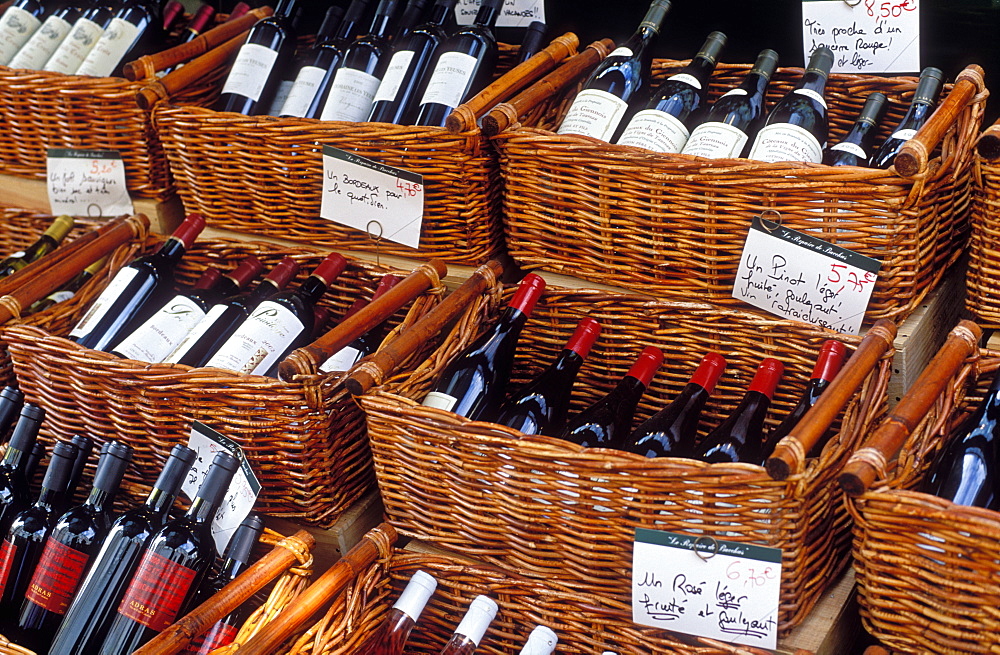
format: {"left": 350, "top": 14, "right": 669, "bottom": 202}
{"left": 363, "top": 569, "right": 437, "bottom": 655}
{"left": 61, "top": 434, "right": 95, "bottom": 513}
{"left": 215, "top": 0, "right": 299, "bottom": 115}
{"left": 111, "top": 257, "right": 264, "bottom": 363}
{"left": 516, "top": 20, "right": 545, "bottom": 63}
{"left": 681, "top": 48, "right": 779, "bottom": 159}
{"left": 747, "top": 46, "right": 834, "bottom": 164}
{"left": 693, "top": 358, "right": 784, "bottom": 464}
{"left": 0, "top": 386, "right": 24, "bottom": 444}
{"left": 0, "top": 0, "right": 49, "bottom": 66}
{"left": 558, "top": 345, "right": 663, "bottom": 449}
{"left": 0, "top": 404, "right": 44, "bottom": 538}
{"left": 0, "top": 214, "right": 74, "bottom": 278}
{"left": 617, "top": 31, "right": 727, "bottom": 153}
{"left": 24, "top": 442, "right": 45, "bottom": 488}
{"left": 8, "top": 2, "right": 87, "bottom": 69}
{"left": 439, "top": 595, "right": 498, "bottom": 655}
{"left": 368, "top": 0, "right": 457, "bottom": 125}
{"left": 869, "top": 66, "right": 944, "bottom": 169}
{"left": 69, "top": 213, "right": 207, "bottom": 352}
{"left": 823, "top": 92, "right": 888, "bottom": 166}
{"left": 12, "top": 441, "right": 132, "bottom": 652}
{"left": 494, "top": 316, "right": 601, "bottom": 436}
{"left": 43, "top": 2, "right": 118, "bottom": 74}
{"left": 26, "top": 255, "right": 107, "bottom": 315}
{"left": 392, "top": 0, "right": 428, "bottom": 42}
{"left": 163, "top": 257, "right": 300, "bottom": 368}
{"left": 556, "top": 0, "right": 671, "bottom": 141}
{"left": 760, "top": 340, "right": 846, "bottom": 461}
{"left": 97, "top": 451, "right": 240, "bottom": 654}
{"left": 423, "top": 273, "right": 546, "bottom": 419}
{"left": 0, "top": 440, "right": 77, "bottom": 619}
{"left": 319, "top": 272, "right": 400, "bottom": 373}
{"left": 518, "top": 625, "right": 558, "bottom": 655}
{"left": 623, "top": 352, "right": 726, "bottom": 458}
{"left": 48, "top": 444, "right": 196, "bottom": 655}
{"left": 162, "top": 0, "right": 184, "bottom": 31}
{"left": 76, "top": 0, "right": 167, "bottom": 77}
{"left": 204, "top": 253, "right": 347, "bottom": 376}
{"left": 413, "top": 0, "right": 503, "bottom": 127}
{"left": 175, "top": 3, "right": 215, "bottom": 45}
{"left": 226, "top": 2, "right": 250, "bottom": 21}
{"left": 319, "top": 0, "right": 399, "bottom": 122}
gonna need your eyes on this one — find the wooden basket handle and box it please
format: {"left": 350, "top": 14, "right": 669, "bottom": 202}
{"left": 136, "top": 30, "right": 249, "bottom": 111}
{"left": 345, "top": 259, "right": 504, "bottom": 396}
{"left": 894, "top": 64, "right": 986, "bottom": 177}
{"left": 975, "top": 114, "right": 1000, "bottom": 161}
{"left": 481, "top": 38, "right": 615, "bottom": 137}
{"left": 766, "top": 319, "right": 897, "bottom": 481}
{"left": 838, "top": 319, "right": 982, "bottom": 497}
{"left": 277, "top": 259, "right": 448, "bottom": 380}
{"left": 445, "top": 32, "right": 579, "bottom": 133}
{"left": 132, "top": 530, "right": 316, "bottom": 655}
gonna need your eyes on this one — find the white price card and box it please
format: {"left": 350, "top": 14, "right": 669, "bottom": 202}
{"left": 455, "top": 0, "right": 545, "bottom": 27}
{"left": 182, "top": 421, "right": 262, "bottom": 556}
{"left": 802, "top": 0, "right": 920, "bottom": 74}
{"left": 733, "top": 215, "right": 881, "bottom": 335}
{"left": 46, "top": 148, "right": 134, "bottom": 217}
{"left": 320, "top": 145, "right": 424, "bottom": 249}
{"left": 632, "top": 528, "right": 782, "bottom": 649}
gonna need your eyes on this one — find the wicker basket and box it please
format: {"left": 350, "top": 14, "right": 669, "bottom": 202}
{"left": 968, "top": 118, "right": 1000, "bottom": 329}
{"left": 2, "top": 237, "right": 449, "bottom": 526}
{"left": 357, "top": 287, "right": 894, "bottom": 635}
{"left": 494, "top": 61, "right": 988, "bottom": 324}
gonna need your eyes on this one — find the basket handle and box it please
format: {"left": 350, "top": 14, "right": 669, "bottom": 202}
{"left": 481, "top": 38, "right": 615, "bottom": 137}
{"left": 894, "top": 64, "right": 986, "bottom": 177}
{"left": 132, "top": 530, "right": 316, "bottom": 655}
{"left": 344, "top": 259, "right": 504, "bottom": 396}
{"left": 445, "top": 32, "right": 579, "bottom": 134}
{"left": 975, "top": 114, "right": 1000, "bottom": 161}
{"left": 766, "top": 319, "right": 897, "bottom": 481}
{"left": 277, "top": 259, "right": 448, "bottom": 380}
{"left": 838, "top": 319, "right": 982, "bottom": 497}
{"left": 136, "top": 31, "right": 248, "bottom": 110}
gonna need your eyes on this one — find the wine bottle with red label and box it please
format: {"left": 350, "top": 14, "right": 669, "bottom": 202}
{"left": 319, "top": 273, "right": 400, "bottom": 374}
{"left": 76, "top": 0, "right": 167, "bottom": 77}
{"left": 363, "top": 569, "right": 438, "bottom": 655}
{"left": 0, "top": 403, "right": 44, "bottom": 538}
{"left": 438, "top": 595, "right": 498, "bottom": 655}
{"left": 869, "top": 66, "right": 943, "bottom": 169}
{"left": 823, "top": 92, "right": 887, "bottom": 167}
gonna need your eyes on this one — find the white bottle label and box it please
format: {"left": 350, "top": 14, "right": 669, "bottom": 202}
{"left": 667, "top": 72, "right": 702, "bottom": 90}
{"left": 76, "top": 17, "right": 140, "bottom": 77}
{"left": 204, "top": 301, "right": 304, "bottom": 375}
{"left": 373, "top": 50, "right": 414, "bottom": 104}
{"left": 44, "top": 18, "right": 103, "bottom": 74}
{"left": 607, "top": 46, "right": 633, "bottom": 58}
{"left": 279, "top": 65, "right": 325, "bottom": 117}
{"left": 682, "top": 121, "right": 750, "bottom": 159}
{"left": 265, "top": 78, "right": 294, "bottom": 116}
{"left": 163, "top": 302, "right": 229, "bottom": 364}
{"left": 9, "top": 14, "right": 72, "bottom": 69}
{"left": 830, "top": 141, "right": 867, "bottom": 158}
{"left": 423, "top": 390, "right": 458, "bottom": 412}
{"left": 221, "top": 43, "right": 279, "bottom": 103}
{"left": 319, "top": 345, "right": 362, "bottom": 373}
{"left": 114, "top": 295, "right": 208, "bottom": 363}
{"left": 617, "top": 108, "right": 690, "bottom": 153}
{"left": 890, "top": 128, "right": 918, "bottom": 141}
{"left": 720, "top": 88, "right": 748, "bottom": 99}
{"left": 419, "top": 51, "right": 478, "bottom": 109}
{"left": 556, "top": 88, "right": 629, "bottom": 141}
{"left": 0, "top": 7, "right": 42, "bottom": 66}
{"left": 320, "top": 67, "right": 381, "bottom": 122}
{"left": 69, "top": 267, "right": 138, "bottom": 339}
{"left": 45, "top": 290, "right": 76, "bottom": 305}
{"left": 748, "top": 123, "right": 824, "bottom": 164}
{"left": 794, "top": 87, "right": 827, "bottom": 109}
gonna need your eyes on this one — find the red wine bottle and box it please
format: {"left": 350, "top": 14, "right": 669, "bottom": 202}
{"left": 693, "top": 358, "right": 784, "bottom": 464}
{"left": 681, "top": 48, "right": 779, "bottom": 159}
{"left": 870, "top": 67, "right": 944, "bottom": 169}
{"left": 48, "top": 444, "right": 196, "bottom": 655}
{"left": 0, "top": 404, "right": 44, "bottom": 538}
{"left": 494, "top": 317, "right": 601, "bottom": 436}
{"left": 423, "top": 273, "right": 546, "bottom": 420}
{"left": 97, "top": 451, "right": 240, "bottom": 655}
{"left": 319, "top": 273, "right": 401, "bottom": 373}
{"left": 748, "top": 46, "right": 834, "bottom": 164}
{"left": 76, "top": 0, "right": 167, "bottom": 77}
{"left": 12, "top": 441, "right": 132, "bottom": 652}
{"left": 0, "top": 386, "right": 25, "bottom": 444}
{"left": 518, "top": 626, "right": 558, "bottom": 655}
{"left": 0, "top": 0, "right": 50, "bottom": 66}
{"left": 176, "top": 3, "right": 216, "bottom": 44}
{"left": 61, "top": 434, "right": 95, "bottom": 514}
{"left": 413, "top": 0, "right": 503, "bottom": 127}
{"left": 623, "top": 352, "right": 726, "bottom": 458}
{"left": 617, "top": 31, "right": 727, "bottom": 153}
{"left": 43, "top": 2, "right": 118, "bottom": 74}
{"left": 822, "top": 92, "right": 887, "bottom": 166}
{"left": 558, "top": 345, "right": 663, "bottom": 449}
{"left": 556, "top": 0, "right": 671, "bottom": 141}
{"left": 0, "top": 214, "right": 74, "bottom": 278}
{"left": 162, "top": 0, "right": 184, "bottom": 30}
{"left": 392, "top": 0, "right": 428, "bottom": 42}
{"left": 760, "top": 340, "right": 846, "bottom": 461}
{"left": 69, "top": 213, "right": 207, "bottom": 352}
{"left": 163, "top": 257, "right": 300, "bottom": 367}
{"left": 364, "top": 569, "right": 437, "bottom": 655}
{"left": 438, "top": 595, "right": 498, "bottom": 655}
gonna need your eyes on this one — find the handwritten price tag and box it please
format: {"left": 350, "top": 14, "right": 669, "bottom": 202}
{"left": 182, "top": 421, "right": 262, "bottom": 556}
{"left": 632, "top": 528, "right": 782, "bottom": 649}
{"left": 802, "top": 0, "right": 919, "bottom": 73}
{"left": 455, "top": 0, "right": 545, "bottom": 27}
{"left": 733, "top": 215, "right": 881, "bottom": 335}
{"left": 320, "top": 145, "right": 424, "bottom": 249}
{"left": 46, "top": 148, "right": 134, "bottom": 217}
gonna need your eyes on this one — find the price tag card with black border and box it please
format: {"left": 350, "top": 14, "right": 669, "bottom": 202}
{"left": 455, "top": 0, "right": 545, "bottom": 27}
{"left": 733, "top": 215, "right": 881, "bottom": 335}
{"left": 46, "top": 148, "right": 134, "bottom": 217}
{"left": 320, "top": 145, "right": 424, "bottom": 249}
{"left": 182, "top": 421, "right": 262, "bottom": 555}
{"left": 802, "top": 0, "right": 920, "bottom": 74}
{"left": 632, "top": 528, "right": 782, "bottom": 649}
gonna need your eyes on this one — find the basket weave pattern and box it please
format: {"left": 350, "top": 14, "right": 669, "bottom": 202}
{"left": 361, "top": 289, "right": 892, "bottom": 634}
{"left": 496, "top": 62, "right": 987, "bottom": 322}
{"left": 968, "top": 156, "right": 1000, "bottom": 329}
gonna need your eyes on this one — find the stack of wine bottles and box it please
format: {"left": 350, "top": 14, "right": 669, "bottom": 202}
{"left": 0, "top": 214, "right": 73, "bottom": 277}
{"left": 555, "top": 0, "right": 945, "bottom": 168}
{"left": 423, "top": 275, "right": 849, "bottom": 466}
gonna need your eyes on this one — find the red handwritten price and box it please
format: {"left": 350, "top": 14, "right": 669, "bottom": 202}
{"left": 865, "top": 0, "right": 917, "bottom": 18}
{"left": 826, "top": 264, "right": 877, "bottom": 295}
{"left": 396, "top": 178, "right": 422, "bottom": 197}
{"left": 88, "top": 159, "right": 119, "bottom": 176}
{"left": 726, "top": 560, "right": 778, "bottom": 589}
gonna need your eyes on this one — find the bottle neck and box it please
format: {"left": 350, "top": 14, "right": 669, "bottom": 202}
{"left": 800, "top": 70, "right": 829, "bottom": 95}
{"left": 273, "top": 0, "right": 297, "bottom": 19}
{"left": 218, "top": 555, "right": 250, "bottom": 583}
{"left": 0, "top": 446, "right": 26, "bottom": 473}
{"left": 84, "top": 486, "right": 113, "bottom": 513}
{"left": 472, "top": 3, "right": 499, "bottom": 28}
{"left": 145, "top": 486, "right": 177, "bottom": 517}
{"left": 297, "top": 275, "right": 328, "bottom": 305}
{"left": 682, "top": 56, "right": 717, "bottom": 86}
{"left": 898, "top": 100, "right": 934, "bottom": 129}
{"left": 426, "top": 3, "right": 452, "bottom": 26}
{"left": 35, "top": 485, "right": 65, "bottom": 513}
{"left": 250, "top": 279, "right": 280, "bottom": 302}
{"left": 366, "top": 9, "right": 394, "bottom": 39}
{"left": 742, "top": 70, "right": 770, "bottom": 97}
{"left": 184, "top": 495, "right": 218, "bottom": 524}
{"left": 156, "top": 236, "right": 189, "bottom": 264}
